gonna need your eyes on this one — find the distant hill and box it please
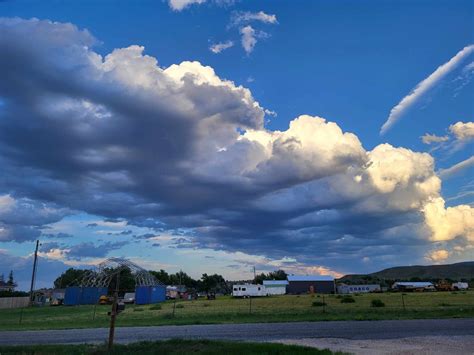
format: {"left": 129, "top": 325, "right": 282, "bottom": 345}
{"left": 339, "top": 261, "right": 474, "bottom": 284}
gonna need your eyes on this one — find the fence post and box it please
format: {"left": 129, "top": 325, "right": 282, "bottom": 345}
{"left": 172, "top": 297, "right": 177, "bottom": 318}
{"left": 19, "top": 306, "right": 24, "bottom": 325}
{"left": 249, "top": 296, "right": 252, "bottom": 314}
{"left": 323, "top": 294, "right": 326, "bottom": 313}
{"left": 401, "top": 293, "right": 406, "bottom": 311}
{"left": 92, "top": 303, "right": 97, "bottom": 320}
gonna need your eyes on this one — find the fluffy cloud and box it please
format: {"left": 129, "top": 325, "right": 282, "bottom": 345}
{"left": 423, "top": 198, "right": 474, "bottom": 242}
{"left": 449, "top": 121, "right": 474, "bottom": 140}
{"left": 0, "top": 18, "right": 472, "bottom": 274}
{"left": 209, "top": 40, "right": 234, "bottom": 54}
{"left": 240, "top": 25, "right": 258, "bottom": 54}
{"left": 426, "top": 249, "right": 450, "bottom": 262}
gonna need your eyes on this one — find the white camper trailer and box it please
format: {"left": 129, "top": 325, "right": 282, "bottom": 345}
{"left": 232, "top": 284, "right": 267, "bottom": 297}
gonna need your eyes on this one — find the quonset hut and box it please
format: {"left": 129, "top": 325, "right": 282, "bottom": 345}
{"left": 287, "top": 275, "right": 335, "bottom": 294}
{"left": 64, "top": 257, "right": 165, "bottom": 305}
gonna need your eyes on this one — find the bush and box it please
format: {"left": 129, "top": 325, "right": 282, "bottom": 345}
{"left": 439, "top": 303, "right": 451, "bottom": 307}
{"left": 133, "top": 307, "right": 144, "bottom": 312}
{"left": 150, "top": 304, "right": 162, "bottom": 310}
{"left": 340, "top": 296, "right": 355, "bottom": 303}
{"left": 312, "top": 301, "right": 326, "bottom": 307}
{"left": 202, "top": 303, "right": 210, "bottom": 307}
{"left": 336, "top": 295, "right": 343, "bottom": 299}
{"left": 176, "top": 304, "right": 184, "bottom": 309}
{"left": 371, "top": 299, "right": 385, "bottom": 307}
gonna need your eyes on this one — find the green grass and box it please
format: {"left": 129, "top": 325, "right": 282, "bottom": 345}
{"left": 0, "top": 339, "right": 342, "bottom": 355}
{"left": 1, "top": 291, "right": 474, "bottom": 331}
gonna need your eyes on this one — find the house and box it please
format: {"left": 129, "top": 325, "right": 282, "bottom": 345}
{"left": 337, "top": 284, "right": 381, "bottom": 294}
{"left": 287, "top": 275, "right": 335, "bottom": 294}
{"left": 232, "top": 284, "right": 267, "bottom": 297}
{"left": 263, "top": 280, "right": 288, "bottom": 295}
{"left": 392, "top": 281, "right": 435, "bottom": 292}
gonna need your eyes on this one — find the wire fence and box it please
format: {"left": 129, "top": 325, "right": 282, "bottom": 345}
{"left": 2, "top": 291, "right": 474, "bottom": 330}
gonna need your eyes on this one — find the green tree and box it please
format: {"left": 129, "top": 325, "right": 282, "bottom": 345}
{"left": 254, "top": 269, "right": 287, "bottom": 284}
{"left": 149, "top": 269, "right": 170, "bottom": 285}
{"left": 7, "top": 270, "right": 14, "bottom": 286}
{"left": 108, "top": 267, "right": 135, "bottom": 293}
{"left": 54, "top": 268, "right": 89, "bottom": 288}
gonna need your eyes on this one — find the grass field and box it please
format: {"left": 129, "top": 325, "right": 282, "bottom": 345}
{"left": 0, "top": 339, "right": 342, "bottom": 355}
{"left": 1, "top": 291, "right": 473, "bottom": 331}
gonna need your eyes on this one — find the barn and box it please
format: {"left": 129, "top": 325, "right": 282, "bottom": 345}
{"left": 287, "top": 275, "right": 335, "bottom": 294}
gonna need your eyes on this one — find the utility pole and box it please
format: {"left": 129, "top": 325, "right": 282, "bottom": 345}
{"left": 29, "top": 240, "right": 40, "bottom": 306}
{"left": 253, "top": 266, "right": 256, "bottom": 282}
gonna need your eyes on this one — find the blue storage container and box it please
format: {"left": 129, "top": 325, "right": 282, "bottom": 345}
{"left": 135, "top": 285, "right": 165, "bottom": 304}
{"left": 150, "top": 285, "right": 166, "bottom": 303}
{"left": 64, "top": 286, "right": 81, "bottom": 306}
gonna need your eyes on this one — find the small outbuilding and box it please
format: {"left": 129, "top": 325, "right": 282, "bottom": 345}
{"left": 287, "top": 275, "right": 335, "bottom": 294}
{"left": 337, "top": 284, "right": 381, "bottom": 294}
{"left": 263, "top": 280, "right": 288, "bottom": 295}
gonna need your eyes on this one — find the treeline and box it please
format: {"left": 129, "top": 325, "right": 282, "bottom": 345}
{"left": 53, "top": 268, "right": 289, "bottom": 294}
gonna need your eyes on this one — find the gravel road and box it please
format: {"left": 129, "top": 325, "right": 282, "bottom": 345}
{"left": 0, "top": 318, "right": 473, "bottom": 346}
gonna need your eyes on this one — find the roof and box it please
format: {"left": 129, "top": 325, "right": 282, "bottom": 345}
{"left": 287, "top": 275, "right": 335, "bottom": 282}
{"left": 393, "top": 282, "right": 433, "bottom": 287}
{"left": 263, "top": 280, "right": 289, "bottom": 286}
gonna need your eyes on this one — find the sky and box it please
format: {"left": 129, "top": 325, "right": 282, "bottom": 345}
{"left": 0, "top": 0, "right": 473, "bottom": 290}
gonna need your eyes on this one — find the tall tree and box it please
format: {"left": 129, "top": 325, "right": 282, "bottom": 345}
{"left": 53, "top": 268, "right": 89, "bottom": 288}
{"left": 7, "top": 270, "right": 14, "bottom": 286}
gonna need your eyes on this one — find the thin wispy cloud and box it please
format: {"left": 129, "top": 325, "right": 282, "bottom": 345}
{"left": 380, "top": 44, "right": 474, "bottom": 135}
{"left": 421, "top": 133, "right": 449, "bottom": 144}
{"left": 168, "top": 0, "right": 207, "bottom": 11}
{"left": 209, "top": 40, "right": 234, "bottom": 54}
{"left": 230, "top": 11, "right": 278, "bottom": 27}
{"left": 438, "top": 156, "right": 474, "bottom": 179}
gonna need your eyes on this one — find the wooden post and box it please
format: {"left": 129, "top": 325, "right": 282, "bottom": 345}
{"left": 108, "top": 271, "right": 120, "bottom": 350}
{"left": 401, "top": 293, "right": 406, "bottom": 311}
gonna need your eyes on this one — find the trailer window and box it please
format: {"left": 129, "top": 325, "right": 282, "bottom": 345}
{"left": 233, "top": 288, "right": 237, "bottom": 291}
{"left": 242, "top": 288, "right": 246, "bottom": 291}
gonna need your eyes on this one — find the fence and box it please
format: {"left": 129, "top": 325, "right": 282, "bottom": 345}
{"left": 0, "top": 297, "right": 29, "bottom": 309}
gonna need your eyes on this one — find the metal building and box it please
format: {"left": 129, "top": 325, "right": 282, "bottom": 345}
{"left": 287, "top": 275, "right": 335, "bottom": 294}
{"left": 337, "top": 284, "right": 381, "bottom": 294}
{"left": 263, "top": 280, "right": 288, "bottom": 295}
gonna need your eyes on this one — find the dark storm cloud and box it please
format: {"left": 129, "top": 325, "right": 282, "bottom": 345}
{"left": 0, "top": 18, "right": 457, "bottom": 273}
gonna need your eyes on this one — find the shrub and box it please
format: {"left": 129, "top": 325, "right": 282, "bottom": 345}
{"left": 133, "top": 307, "right": 144, "bottom": 312}
{"left": 439, "top": 303, "right": 451, "bottom": 307}
{"left": 336, "top": 295, "right": 343, "bottom": 299}
{"left": 150, "top": 304, "right": 162, "bottom": 310}
{"left": 176, "top": 304, "right": 184, "bottom": 309}
{"left": 340, "top": 296, "right": 355, "bottom": 303}
{"left": 202, "top": 303, "right": 210, "bottom": 307}
{"left": 371, "top": 299, "right": 385, "bottom": 307}
{"left": 312, "top": 301, "right": 326, "bottom": 307}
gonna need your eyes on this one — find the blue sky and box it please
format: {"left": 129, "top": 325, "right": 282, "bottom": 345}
{"left": 0, "top": 0, "right": 473, "bottom": 289}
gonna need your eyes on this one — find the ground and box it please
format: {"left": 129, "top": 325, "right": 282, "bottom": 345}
{"left": 0, "top": 339, "right": 341, "bottom": 354}
{"left": 1, "top": 291, "right": 473, "bottom": 331}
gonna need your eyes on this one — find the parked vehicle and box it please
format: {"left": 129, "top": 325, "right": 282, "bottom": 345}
{"left": 123, "top": 292, "right": 135, "bottom": 304}
{"left": 232, "top": 284, "right": 267, "bottom": 297}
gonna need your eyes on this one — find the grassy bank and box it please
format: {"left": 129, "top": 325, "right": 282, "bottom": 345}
{"left": 0, "top": 339, "right": 342, "bottom": 355}
{"left": 1, "top": 291, "right": 473, "bottom": 331}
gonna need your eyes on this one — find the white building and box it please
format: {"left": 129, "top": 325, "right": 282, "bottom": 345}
{"left": 232, "top": 284, "right": 267, "bottom": 297}
{"left": 263, "top": 280, "right": 288, "bottom": 295}
{"left": 337, "top": 284, "right": 381, "bottom": 294}
{"left": 452, "top": 282, "right": 469, "bottom": 290}
{"left": 392, "top": 281, "right": 435, "bottom": 291}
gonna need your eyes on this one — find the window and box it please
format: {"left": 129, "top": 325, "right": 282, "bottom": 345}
{"left": 258, "top": 287, "right": 261, "bottom": 290}
{"left": 233, "top": 288, "right": 237, "bottom": 291}
{"left": 242, "top": 288, "right": 246, "bottom": 291}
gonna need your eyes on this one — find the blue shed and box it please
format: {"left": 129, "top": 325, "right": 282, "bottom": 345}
{"left": 64, "top": 286, "right": 108, "bottom": 305}
{"left": 135, "top": 285, "right": 166, "bottom": 305}
{"left": 64, "top": 286, "right": 81, "bottom": 306}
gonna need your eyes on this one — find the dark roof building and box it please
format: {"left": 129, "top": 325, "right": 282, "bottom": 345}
{"left": 287, "top": 275, "right": 335, "bottom": 294}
